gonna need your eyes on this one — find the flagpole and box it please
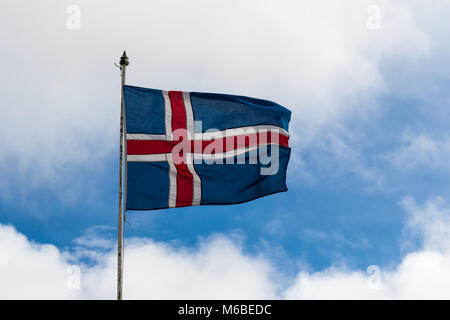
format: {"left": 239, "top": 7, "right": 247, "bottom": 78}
{"left": 117, "top": 50, "right": 129, "bottom": 300}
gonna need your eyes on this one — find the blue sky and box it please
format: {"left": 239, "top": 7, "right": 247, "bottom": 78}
{"left": 1, "top": 0, "right": 450, "bottom": 299}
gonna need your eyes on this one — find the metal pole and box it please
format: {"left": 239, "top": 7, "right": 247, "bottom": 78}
{"left": 117, "top": 50, "right": 129, "bottom": 300}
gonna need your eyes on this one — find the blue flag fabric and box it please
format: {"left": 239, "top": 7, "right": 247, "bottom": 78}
{"left": 124, "top": 85, "right": 291, "bottom": 211}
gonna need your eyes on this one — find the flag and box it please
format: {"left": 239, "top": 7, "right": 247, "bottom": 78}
{"left": 124, "top": 85, "right": 291, "bottom": 210}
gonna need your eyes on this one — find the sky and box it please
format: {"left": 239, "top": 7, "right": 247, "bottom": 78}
{"left": 1, "top": 0, "right": 450, "bottom": 299}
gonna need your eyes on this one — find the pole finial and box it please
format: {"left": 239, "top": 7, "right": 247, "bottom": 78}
{"left": 120, "top": 50, "right": 129, "bottom": 67}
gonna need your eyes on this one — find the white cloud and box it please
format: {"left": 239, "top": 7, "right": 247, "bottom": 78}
{"left": 0, "top": 224, "right": 78, "bottom": 299}
{"left": 2, "top": 195, "right": 450, "bottom": 299}
{"left": 283, "top": 248, "right": 450, "bottom": 299}
{"left": 384, "top": 134, "right": 450, "bottom": 171}
{"left": 0, "top": 0, "right": 443, "bottom": 199}
{"left": 284, "top": 196, "right": 450, "bottom": 299}
{"left": 400, "top": 196, "right": 450, "bottom": 253}
{"left": 73, "top": 225, "right": 115, "bottom": 249}
{"left": 0, "top": 226, "right": 278, "bottom": 299}
{"left": 295, "top": 129, "right": 384, "bottom": 189}
{"left": 302, "top": 228, "right": 371, "bottom": 249}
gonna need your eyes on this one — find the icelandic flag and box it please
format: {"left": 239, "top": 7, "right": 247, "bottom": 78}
{"left": 124, "top": 85, "right": 291, "bottom": 211}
